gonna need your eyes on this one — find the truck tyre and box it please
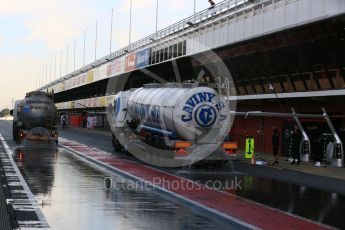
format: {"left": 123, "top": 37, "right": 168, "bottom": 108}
{"left": 112, "top": 135, "right": 122, "bottom": 152}
{"left": 13, "top": 129, "right": 17, "bottom": 142}
{"left": 160, "top": 139, "right": 168, "bottom": 150}
{"left": 14, "top": 130, "right": 21, "bottom": 144}
{"left": 152, "top": 135, "right": 161, "bottom": 148}
{"left": 146, "top": 135, "right": 154, "bottom": 146}
{"left": 13, "top": 123, "right": 18, "bottom": 142}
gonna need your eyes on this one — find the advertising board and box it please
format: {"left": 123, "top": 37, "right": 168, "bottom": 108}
{"left": 125, "top": 53, "right": 136, "bottom": 72}
{"left": 136, "top": 48, "right": 151, "bottom": 69}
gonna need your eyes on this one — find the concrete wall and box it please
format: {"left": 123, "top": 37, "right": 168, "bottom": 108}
{"left": 186, "top": 0, "right": 345, "bottom": 54}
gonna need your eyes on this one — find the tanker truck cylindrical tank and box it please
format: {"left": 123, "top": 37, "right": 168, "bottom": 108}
{"left": 127, "top": 86, "right": 228, "bottom": 141}
{"left": 18, "top": 92, "right": 57, "bottom": 130}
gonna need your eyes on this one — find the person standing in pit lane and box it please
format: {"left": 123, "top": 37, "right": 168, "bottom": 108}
{"left": 61, "top": 114, "right": 67, "bottom": 130}
{"left": 272, "top": 125, "right": 280, "bottom": 166}
{"left": 291, "top": 125, "right": 302, "bottom": 165}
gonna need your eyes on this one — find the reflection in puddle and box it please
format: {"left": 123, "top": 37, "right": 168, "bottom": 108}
{"left": 13, "top": 147, "right": 227, "bottom": 230}
{"left": 178, "top": 171, "right": 345, "bottom": 229}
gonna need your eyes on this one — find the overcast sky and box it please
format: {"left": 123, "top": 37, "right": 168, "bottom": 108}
{"left": 0, "top": 0, "right": 212, "bottom": 109}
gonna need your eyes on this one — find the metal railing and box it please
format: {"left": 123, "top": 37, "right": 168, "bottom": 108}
{"left": 40, "top": 0, "right": 252, "bottom": 90}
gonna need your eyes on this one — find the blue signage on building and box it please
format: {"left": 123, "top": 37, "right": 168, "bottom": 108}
{"left": 136, "top": 48, "right": 151, "bottom": 69}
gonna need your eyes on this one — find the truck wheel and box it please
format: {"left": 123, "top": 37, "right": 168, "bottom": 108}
{"left": 114, "top": 143, "right": 122, "bottom": 152}
{"left": 146, "top": 135, "right": 155, "bottom": 147}
{"left": 112, "top": 135, "right": 122, "bottom": 152}
{"left": 111, "top": 135, "right": 115, "bottom": 147}
{"left": 15, "top": 128, "right": 21, "bottom": 144}
{"left": 160, "top": 139, "right": 168, "bottom": 149}
{"left": 113, "top": 137, "right": 122, "bottom": 151}
{"left": 13, "top": 124, "right": 18, "bottom": 142}
{"left": 12, "top": 130, "right": 16, "bottom": 141}
{"left": 13, "top": 131, "right": 17, "bottom": 142}
{"left": 152, "top": 135, "right": 161, "bottom": 148}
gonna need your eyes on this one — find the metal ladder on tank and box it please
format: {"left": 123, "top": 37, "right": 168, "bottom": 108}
{"left": 45, "top": 113, "right": 55, "bottom": 129}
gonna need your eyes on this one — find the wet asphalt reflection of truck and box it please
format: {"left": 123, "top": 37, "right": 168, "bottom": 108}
{"left": 11, "top": 91, "right": 58, "bottom": 145}
{"left": 111, "top": 83, "right": 238, "bottom": 164}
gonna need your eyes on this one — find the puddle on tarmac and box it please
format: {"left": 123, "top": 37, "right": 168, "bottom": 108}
{"left": 178, "top": 170, "right": 345, "bottom": 229}
{"left": 12, "top": 146, "right": 228, "bottom": 230}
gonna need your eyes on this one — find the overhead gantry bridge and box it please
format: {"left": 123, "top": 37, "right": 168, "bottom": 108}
{"left": 35, "top": 0, "right": 345, "bottom": 113}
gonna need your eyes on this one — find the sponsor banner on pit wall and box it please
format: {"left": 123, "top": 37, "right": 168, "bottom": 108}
{"left": 87, "top": 70, "right": 94, "bottom": 83}
{"left": 136, "top": 48, "right": 151, "bottom": 69}
{"left": 57, "top": 85, "right": 61, "bottom": 93}
{"left": 98, "top": 97, "right": 107, "bottom": 107}
{"left": 72, "top": 77, "right": 78, "bottom": 88}
{"left": 83, "top": 98, "right": 89, "bottom": 108}
{"left": 107, "top": 61, "right": 114, "bottom": 76}
{"left": 76, "top": 99, "right": 86, "bottom": 109}
{"left": 106, "top": 95, "right": 115, "bottom": 107}
{"left": 64, "top": 74, "right": 83, "bottom": 91}
{"left": 93, "top": 64, "right": 108, "bottom": 82}
{"left": 59, "top": 82, "right": 65, "bottom": 91}
{"left": 99, "top": 64, "right": 108, "bottom": 80}
{"left": 76, "top": 75, "right": 81, "bottom": 86}
{"left": 125, "top": 53, "right": 136, "bottom": 72}
{"left": 56, "top": 95, "right": 117, "bottom": 111}
{"left": 62, "top": 102, "right": 68, "bottom": 110}
{"left": 80, "top": 73, "right": 86, "bottom": 85}
{"left": 64, "top": 79, "right": 70, "bottom": 90}
{"left": 115, "top": 56, "right": 125, "bottom": 75}
{"left": 90, "top": 97, "right": 98, "bottom": 107}
{"left": 51, "top": 85, "right": 57, "bottom": 93}
{"left": 93, "top": 67, "right": 101, "bottom": 82}
{"left": 70, "top": 101, "right": 75, "bottom": 109}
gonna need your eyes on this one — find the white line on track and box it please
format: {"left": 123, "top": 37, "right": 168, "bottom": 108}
{"left": 0, "top": 133, "right": 50, "bottom": 229}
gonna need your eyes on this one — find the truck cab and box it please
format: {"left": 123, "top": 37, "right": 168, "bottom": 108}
{"left": 11, "top": 91, "right": 58, "bottom": 145}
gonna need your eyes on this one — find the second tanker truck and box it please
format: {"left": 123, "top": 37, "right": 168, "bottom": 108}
{"left": 111, "top": 83, "right": 237, "bottom": 166}
{"left": 11, "top": 91, "right": 58, "bottom": 144}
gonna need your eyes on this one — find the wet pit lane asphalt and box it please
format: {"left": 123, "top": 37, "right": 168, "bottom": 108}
{"left": 176, "top": 168, "right": 345, "bottom": 229}
{"left": 4, "top": 116, "right": 345, "bottom": 230}
{"left": 13, "top": 143, "right": 345, "bottom": 230}
{"left": 12, "top": 145, "right": 228, "bottom": 230}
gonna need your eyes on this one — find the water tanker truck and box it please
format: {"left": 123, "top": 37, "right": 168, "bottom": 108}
{"left": 11, "top": 91, "right": 58, "bottom": 144}
{"left": 111, "top": 83, "right": 237, "bottom": 164}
